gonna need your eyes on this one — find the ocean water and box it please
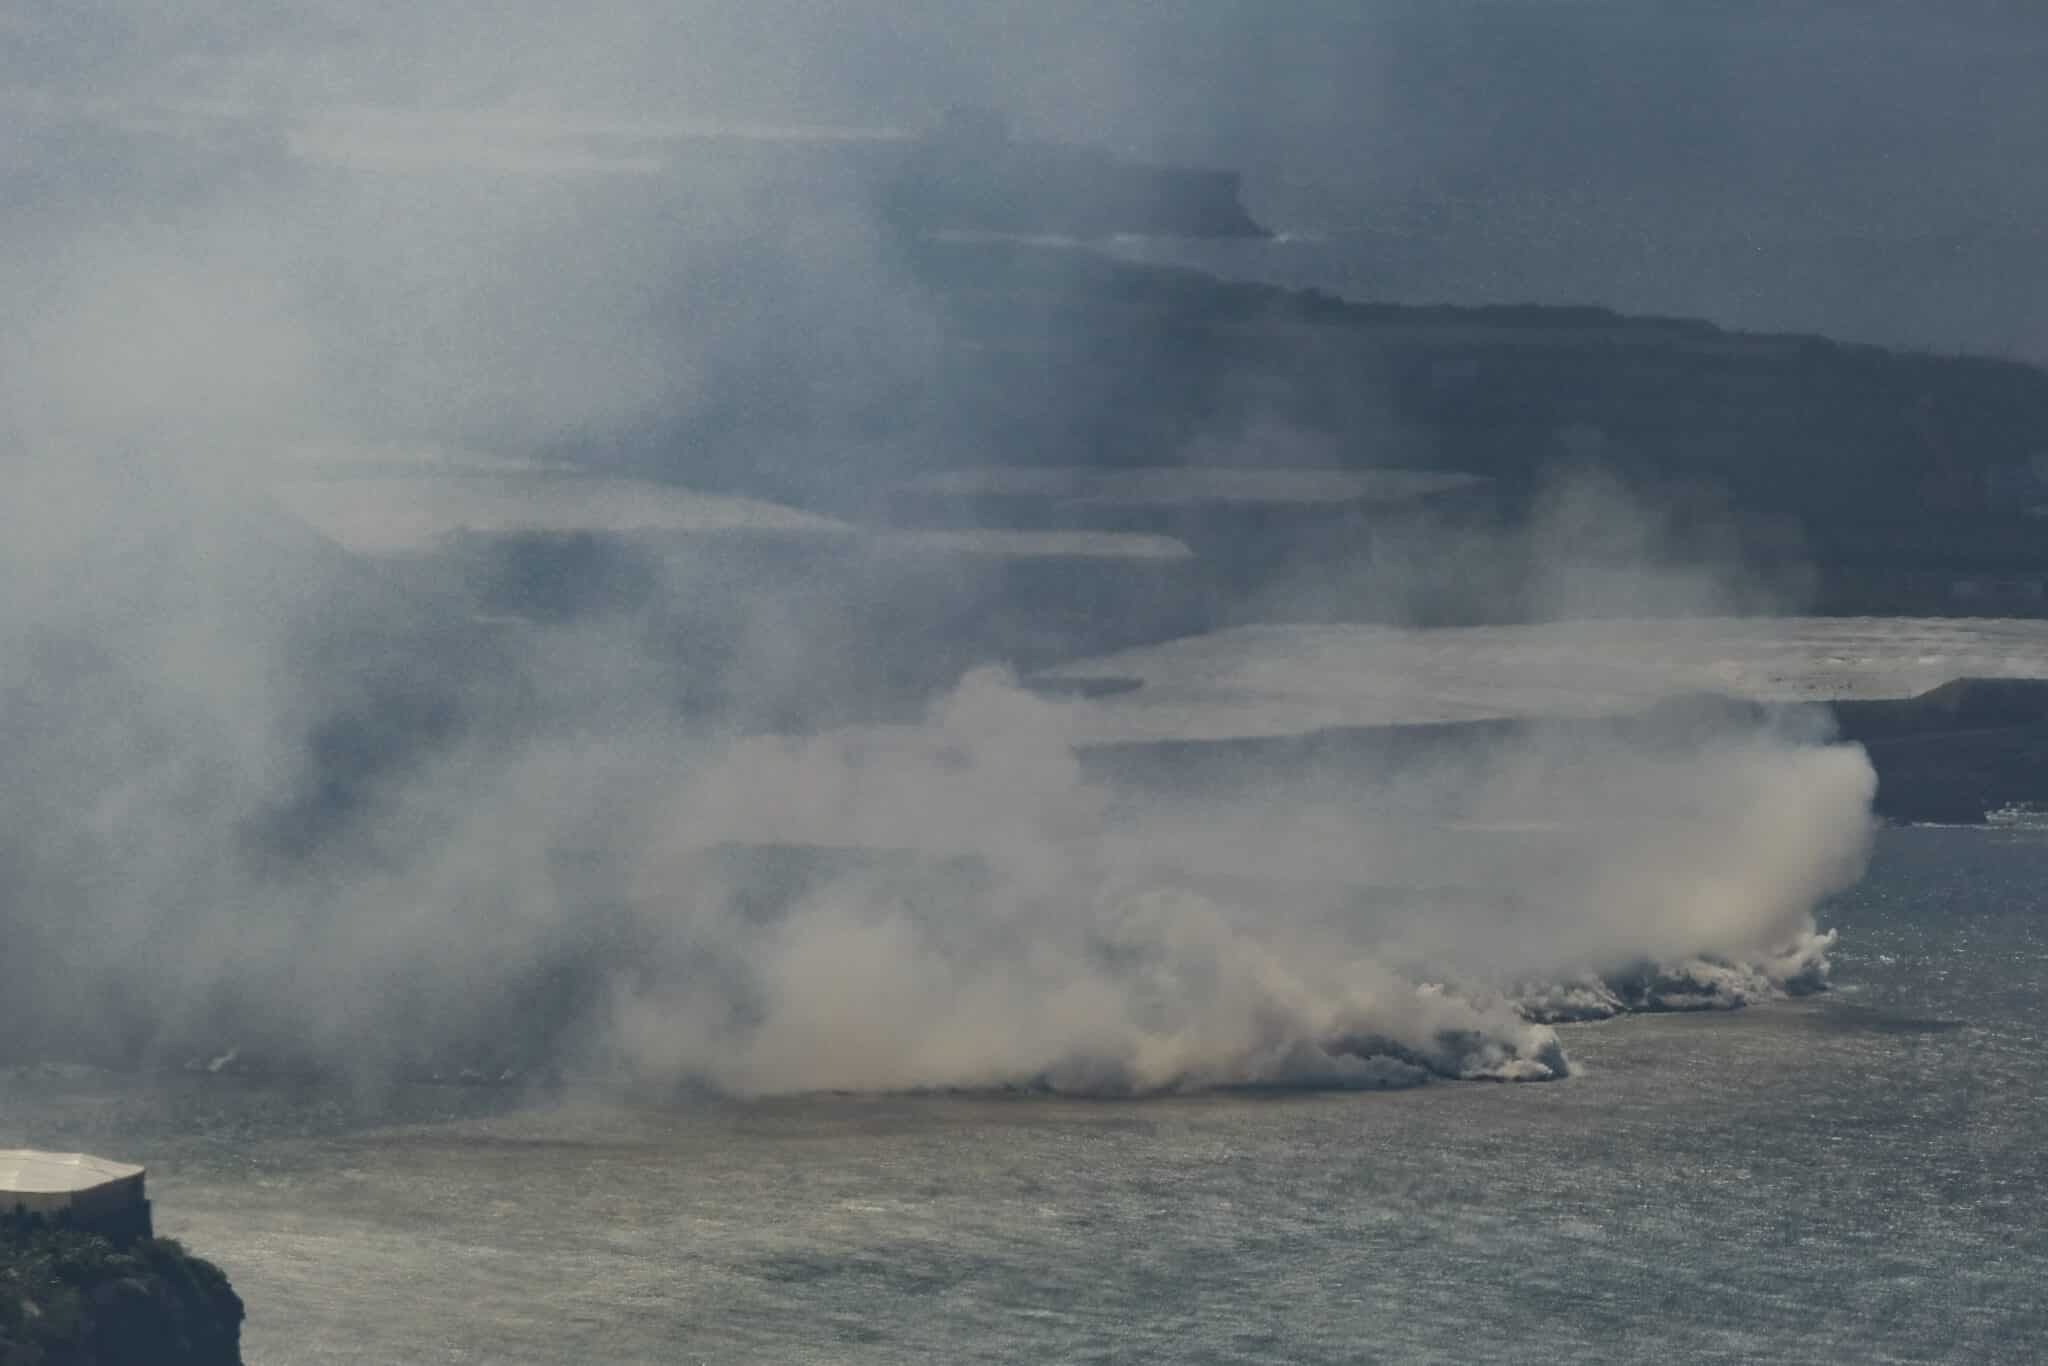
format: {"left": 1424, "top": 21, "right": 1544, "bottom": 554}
{"left": 1047, "top": 616, "right": 2048, "bottom": 744}
{"left": 4, "top": 824, "right": 2044, "bottom": 1364}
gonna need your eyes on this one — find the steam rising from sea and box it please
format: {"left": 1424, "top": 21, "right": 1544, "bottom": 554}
{"left": 1, "top": 578, "right": 1874, "bottom": 1096}
{"left": 0, "top": 92, "right": 1881, "bottom": 1098}
{"left": 602, "top": 667, "right": 1873, "bottom": 1094}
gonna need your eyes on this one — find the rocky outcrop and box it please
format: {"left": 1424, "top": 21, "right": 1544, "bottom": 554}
{"left": 1, "top": 1217, "right": 243, "bottom": 1366}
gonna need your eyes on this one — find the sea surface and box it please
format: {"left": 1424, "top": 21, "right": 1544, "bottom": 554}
{"left": 1047, "top": 616, "right": 2048, "bottom": 744}
{"left": 4, "top": 824, "right": 2045, "bottom": 1364}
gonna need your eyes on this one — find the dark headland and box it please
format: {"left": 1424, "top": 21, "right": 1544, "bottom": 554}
{"left": 1, "top": 1216, "right": 244, "bottom": 1366}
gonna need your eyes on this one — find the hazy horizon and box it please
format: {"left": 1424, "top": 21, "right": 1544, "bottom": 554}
{"left": 6, "top": 3, "right": 2047, "bottom": 358}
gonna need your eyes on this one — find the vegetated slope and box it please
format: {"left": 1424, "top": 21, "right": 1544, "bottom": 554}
{"left": 0, "top": 1217, "right": 243, "bottom": 1366}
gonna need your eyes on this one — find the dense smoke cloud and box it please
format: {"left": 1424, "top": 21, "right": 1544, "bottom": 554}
{"left": 597, "top": 664, "right": 1871, "bottom": 1093}
{"left": 0, "top": 1, "right": 1891, "bottom": 1094}
{"left": 0, "top": 452, "right": 1876, "bottom": 1095}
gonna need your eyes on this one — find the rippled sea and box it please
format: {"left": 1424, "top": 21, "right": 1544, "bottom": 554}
{"left": 5, "top": 825, "right": 2044, "bottom": 1364}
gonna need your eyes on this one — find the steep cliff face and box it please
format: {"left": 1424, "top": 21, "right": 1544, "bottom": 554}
{"left": 1, "top": 1219, "right": 243, "bottom": 1366}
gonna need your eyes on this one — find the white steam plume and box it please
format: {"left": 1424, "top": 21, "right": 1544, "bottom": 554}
{"left": 0, "top": 22, "right": 1878, "bottom": 1096}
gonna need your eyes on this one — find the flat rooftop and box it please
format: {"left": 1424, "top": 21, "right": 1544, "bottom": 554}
{"left": 1, "top": 1149, "right": 145, "bottom": 1196}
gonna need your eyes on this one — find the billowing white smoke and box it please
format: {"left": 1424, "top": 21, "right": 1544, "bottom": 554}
{"left": 599, "top": 667, "right": 1577, "bottom": 1094}
{"left": 592, "top": 668, "right": 1869, "bottom": 1094}
{"left": 0, "top": 433, "right": 1875, "bottom": 1095}
{"left": 1491, "top": 735, "right": 1872, "bottom": 1018}
{"left": 0, "top": 51, "right": 1878, "bottom": 1096}
{"left": 618, "top": 883, "right": 1567, "bottom": 1094}
{"left": 1336, "top": 715, "right": 1877, "bottom": 995}
{"left": 0, "top": 490, "right": 1880, "bottom": 1096}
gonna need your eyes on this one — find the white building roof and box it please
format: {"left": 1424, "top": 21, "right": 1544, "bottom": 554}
{"left": 0, "top": 1150, "right": 145, "bottom": 1196}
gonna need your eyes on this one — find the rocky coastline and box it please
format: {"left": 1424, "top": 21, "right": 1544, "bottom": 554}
{"left": 0, "top": 1215, "right": 243, "bottom": 1366}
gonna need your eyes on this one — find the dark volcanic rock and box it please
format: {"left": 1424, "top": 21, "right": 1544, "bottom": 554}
{"left": 0, "top": 1216, "right": 243, "bottom": 1366}
{"left": 1833, "top": 678, "right": 2048, "bottom": 823}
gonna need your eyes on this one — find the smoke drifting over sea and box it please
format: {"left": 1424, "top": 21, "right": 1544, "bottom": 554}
{"left": 0, "top": 507, "right": 1874, "bottom": 1097}
{"left": 601, "top": 665, "right": 1870, "bottom": 1094}
{"left": 0, "top": 4, "right": 1886, "bottom": 1097}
